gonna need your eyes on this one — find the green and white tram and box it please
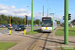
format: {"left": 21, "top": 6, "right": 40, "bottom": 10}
{"left": 41, "top": 17, "right": 57, "bottom": 32}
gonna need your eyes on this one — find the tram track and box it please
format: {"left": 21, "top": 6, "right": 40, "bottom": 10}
{"left": 26, "top": 33, "right": 50, "bottom": 50}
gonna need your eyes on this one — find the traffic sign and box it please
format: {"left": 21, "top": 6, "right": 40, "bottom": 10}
{"left": 63, "top": 14, "right": 71, "bottom": 20}
{"left": 24, "top": 15, "right": 28, "bottom": 25}
{"left": 8, "top": 18, "right": 13, "bottom": 24}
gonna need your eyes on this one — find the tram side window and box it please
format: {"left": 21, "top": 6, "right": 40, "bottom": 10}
{"left": 51, "top": 21, "right": 53, "bottom": 26}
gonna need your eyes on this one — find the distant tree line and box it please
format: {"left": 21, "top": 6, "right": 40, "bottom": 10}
{"left": 0, "top": 14, "right": 41, "bottom": 25}
{"left": 55, "top": 20, "right": 60, "bottom": 24}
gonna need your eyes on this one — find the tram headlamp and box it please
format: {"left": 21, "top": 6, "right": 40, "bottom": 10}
{"left": 42, "top": 27, "right": 44, "bottom": 29}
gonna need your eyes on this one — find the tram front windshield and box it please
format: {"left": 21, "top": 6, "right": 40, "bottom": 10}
{"left": 42, "top": 20, "right": 53, "bottom": 27}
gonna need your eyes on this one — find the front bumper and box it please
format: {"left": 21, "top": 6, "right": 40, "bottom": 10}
{"left": 15, "top": 29, "right": 21, "bottom": 31}
{"left": 41, "top": 29, "right": 52, "bottom": 32}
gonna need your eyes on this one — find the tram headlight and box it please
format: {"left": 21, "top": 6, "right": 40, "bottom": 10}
{"left": 42, "top": 27, "right": 44, "bottom": 29}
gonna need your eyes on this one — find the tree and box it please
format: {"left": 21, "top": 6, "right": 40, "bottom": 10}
{"left": 57, "top": 21, "right": 60, "bottom": 24}
{"left": 33, "top": 19, "right": 41, "bottom": 25}
{"left": 55, "top": 20, "right": 57, "bottom": 22}
{"left": 28, "top": 20, "right": 31, "bottom": 25}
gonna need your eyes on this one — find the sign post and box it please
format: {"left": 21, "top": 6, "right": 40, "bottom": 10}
{"left": 9, "top": 16, "right": 11, "bottom": 35}
{"left": 24, "top": 15, "right": 26, "bottom": 35}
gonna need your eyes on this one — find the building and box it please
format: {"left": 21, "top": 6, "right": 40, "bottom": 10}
{"left": 71, "top": 19, "right": 75, "bottom": 25}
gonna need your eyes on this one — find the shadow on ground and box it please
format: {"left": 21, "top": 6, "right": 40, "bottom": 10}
{"left": 34, "top": 29, "right": 41, "bottom": 33}
{"left": 59, "top": 29, "right": 75, "bottom": 32}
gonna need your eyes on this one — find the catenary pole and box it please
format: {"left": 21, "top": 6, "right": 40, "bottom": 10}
{"left": 64, "top": 0, "right": 69, "bottom": 44}
{"left": 31, "top": 0, "right": 33, "bottom": 31}
{"left": 43, "top": 6, "right": 44, "bottom": 16}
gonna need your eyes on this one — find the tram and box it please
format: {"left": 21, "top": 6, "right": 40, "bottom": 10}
{"left": 41, "top": 17, "right": 57, "bottom": 32}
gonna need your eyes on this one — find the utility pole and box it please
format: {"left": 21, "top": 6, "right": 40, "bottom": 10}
{"left": 31, "top": 0, "right": 33, "bottom": 31}
{"left": 64, "top": 0, "right": 69, "bottom": 44}
{"left": 43, "top": 6, "right": 44, "bottom": 16}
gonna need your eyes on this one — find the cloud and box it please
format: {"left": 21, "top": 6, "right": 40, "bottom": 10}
{"left": 0, "top": 4, "right": 74, "bottom": 23}
{"left": 0, "top": 4, "right": 43, "bottom": 18}
{"left": 54, "top": 13, "right": 75, "bottom": 23}
{"left": 23, "top": 5, "right": 25, "bottom": 7}
{"left": 11, "top": 6, "right": 16, "bottom": 9}
{"left": 54, "top": 15, "right": 64, "bottom": 23}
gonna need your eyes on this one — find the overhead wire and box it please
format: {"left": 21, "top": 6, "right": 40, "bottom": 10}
{"left": 47, "top": 0, "right": 52, "bottom": 12}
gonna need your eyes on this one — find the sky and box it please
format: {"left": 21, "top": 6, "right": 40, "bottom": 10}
{"left": 0, "top": 0, "right": 75, "bottom": 23}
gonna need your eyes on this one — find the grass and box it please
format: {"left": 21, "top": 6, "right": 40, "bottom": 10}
{"left": 55, "top": 27, "right": 75, "bottom": 36}
{"left": 26, "top": 29, "right": 41, "bottom": 35}
{"left": 0, "top": 28, "right": 7, "bottom": 30}
{"left": 61, "top": 47, "right": 75, "bottom": 50}
{"left": 57, "top": 26, "right": 63, "bottom": 28}
{"left": 0, "top": 42, "right": 17, "bottom": 50}
{"left": 26, "top": 26, "right": 41, "bottom": 28}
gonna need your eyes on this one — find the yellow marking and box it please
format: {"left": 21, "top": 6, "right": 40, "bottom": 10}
{"left": 24, "top": 29, "right": 26, "bottom": 35}
{"left": 45, "top": 27, "right": 47, "bottom": 30}
{"left": 25, "top": 45, "right": 30, "bottom": 50}
{"left": 24, "top": 15, "right": 26, "bottom": 25}
{"left": 9, "top": 30, "right": 11, "bottom": 35}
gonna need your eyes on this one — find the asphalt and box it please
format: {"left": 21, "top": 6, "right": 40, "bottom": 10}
{"left": 0, "top": 27, "right": 41, "bottom": 35}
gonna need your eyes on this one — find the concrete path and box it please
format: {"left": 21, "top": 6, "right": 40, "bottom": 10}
{"left": 0, "top": 27, "right": 40, "bottom": 35}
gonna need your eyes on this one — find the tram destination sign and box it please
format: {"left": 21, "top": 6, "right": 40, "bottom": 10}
{"left": 43, "top": 18, "right": 51, "bottom": 20}
{"left": 42, "top": 17, "right": 51, "bottom": 21}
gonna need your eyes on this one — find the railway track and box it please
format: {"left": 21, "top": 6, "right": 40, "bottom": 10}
{"left": 26, "top": 33, "right": 50, "bottom": 50}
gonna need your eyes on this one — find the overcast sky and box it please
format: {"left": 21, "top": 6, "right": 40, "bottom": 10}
{"left": 0, "top": 0, "right": 75, "bottom": 23}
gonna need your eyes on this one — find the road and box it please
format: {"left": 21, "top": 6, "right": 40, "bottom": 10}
{"left": 0, "top": 27, "right": 41, "bottom": 35}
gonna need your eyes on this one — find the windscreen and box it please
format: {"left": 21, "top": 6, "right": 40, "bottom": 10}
{"left": 42, "top": 17, "right": 53, "bottom": 27}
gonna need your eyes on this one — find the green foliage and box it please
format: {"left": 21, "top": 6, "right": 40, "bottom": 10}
{"left": 61, "top": 47, "right": 75, "bottom": 50}
{"left": 33, "top": 19, "right": 41, "bottom": 25}
{"left": 55, "top": 20, "right": 57, "bottom": 22}
{"left": 26, "top": 31, "right": 38, "bottom": 34}
{"left": 0, "top": 42, "right": 17, "bottom": 50}
{"left": 55, "top": 20, "right": 60, "bottom": 24}
{"left": 55, "top": 27, "right": 75, "bottom": 36}
{"left": 28, "top": 20, "right": 31, "bottom": 25}
{"left": 0, "top": 14, "right": 41, "bottom": 25}
{"left": 26, "top": 29, "right": 41, "bottom": 34}
{"left": 0, "top": 14, "right": 24, "bottom": 24}
{"left": 57, "top": 21, "right": 60, "bottom": 24}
